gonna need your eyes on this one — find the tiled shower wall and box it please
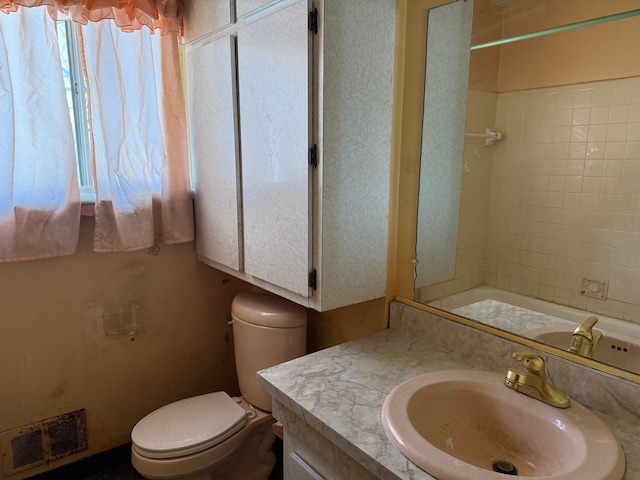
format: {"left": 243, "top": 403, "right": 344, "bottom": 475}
{"left": 487, "top": 76, "right": 640, "bottom": 324}
{"left": 418, "top": 76, "right": 640, "bottom": 326}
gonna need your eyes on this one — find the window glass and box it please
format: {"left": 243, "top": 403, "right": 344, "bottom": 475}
{"left": 56, "top": 21, "right": 94, "bottom": 202}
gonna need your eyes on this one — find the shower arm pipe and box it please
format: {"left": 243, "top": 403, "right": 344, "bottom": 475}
{"left": 470, "top": 8, "right": 640, "bottom": 51}
{"left": 465, "top": 128, "right": 502, "bottom": 146}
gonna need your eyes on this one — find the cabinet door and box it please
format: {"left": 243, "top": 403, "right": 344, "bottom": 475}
{"left": 236, "top": 0, "right": 273, "bottom": 18}
{"left": 183, "top": 0, "right": 234, "bottom": 43}
{"left": 287, "top": 452, "right": 326, "bottom": 480}
{"left": 237, "top": 0, "right": 312, "bottom": 296}
{"left": 188, "top": 36, "right": 242, "bottom": 270}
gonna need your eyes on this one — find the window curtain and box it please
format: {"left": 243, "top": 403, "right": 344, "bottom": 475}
{"left": 0, "top": 0, "right": 182, "bottom": 34}
{"left": 79, "top": 20, "right": 193, "bottom": 251}
{"left": 0, "top": 6, "right": 81, "bottom": 262}
{"left": 0, "top": 0, "right": 192, "bottom": 261}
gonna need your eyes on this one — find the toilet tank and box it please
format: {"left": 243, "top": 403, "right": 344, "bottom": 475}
{"left": 231, "top": 293, "right": 307, "bottom": 411}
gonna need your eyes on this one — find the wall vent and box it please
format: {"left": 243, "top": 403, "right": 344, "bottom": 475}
{"left": 10, "top": 430, "right": 44, "bottom": 469}
{"left": 1, "top": 409, "right": 87, "bottom": 476}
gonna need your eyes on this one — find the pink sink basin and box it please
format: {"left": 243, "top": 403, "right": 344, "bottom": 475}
{"left": 381, "top": 370, "right": 625, "bottom": 480}
{"left": 525, "top": 327, "right": 639, "bottom": 373}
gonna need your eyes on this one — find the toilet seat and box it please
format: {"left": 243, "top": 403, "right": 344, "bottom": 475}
{"left": 132, "top": 392, "right": 248, "bottom": 459}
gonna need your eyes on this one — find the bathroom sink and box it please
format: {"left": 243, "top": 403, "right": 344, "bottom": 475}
{"left": 381, "top": 370, "right": 625, "bottom": 480}
{"left": 525, "top": 327, "right": 640, "bottom": 373}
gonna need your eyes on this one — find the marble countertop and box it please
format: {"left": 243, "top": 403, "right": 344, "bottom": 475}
{"left": 258, "top": 324, "right": 639, "bottom": 479}
{"left": 451, "top": 299, "right": 578, "bottom": 335}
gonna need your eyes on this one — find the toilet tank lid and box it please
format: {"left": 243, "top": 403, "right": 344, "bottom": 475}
{"left": 232, "top": 293, "right": 307, "bottom": 328}
{"left": 131, "top": 392, "right": 247, "bottom": 459}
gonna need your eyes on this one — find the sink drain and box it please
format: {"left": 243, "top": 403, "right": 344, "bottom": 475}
{"left": 493, "top": 460, "right": 518, "bottom": 475}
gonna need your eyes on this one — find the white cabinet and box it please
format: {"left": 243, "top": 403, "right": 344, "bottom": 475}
{"left": 236, "top": 0, "right": 274, "bottom": 17}
{"left": 187, "top": 35, "right": 241, "bottom": 271}
{"left": 182, "top": 0, "right": 233, "bottom": 43}
{"left": 274, "top": 399, "right": 379, "bottom": 480}
{"left": 237, "top": 1, "right": 312, "bottom": 297}
{"left": 183, "top": 0, "right": 395, "bottom": 311}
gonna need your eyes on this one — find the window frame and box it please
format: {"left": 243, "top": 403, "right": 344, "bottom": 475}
{"left": 57, "top": 20, "right": 95, "bottom": 203}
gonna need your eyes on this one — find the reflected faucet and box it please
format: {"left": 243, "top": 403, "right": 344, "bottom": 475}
{"left": 568, "top": 316, "right": 602, "bottom": 358}
{"left": 505, "top": 351, "right": 570, "bottom": 409}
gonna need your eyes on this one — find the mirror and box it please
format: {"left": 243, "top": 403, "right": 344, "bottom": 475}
{"left": 412, "top": 0, "right": 640, "bottom": 378}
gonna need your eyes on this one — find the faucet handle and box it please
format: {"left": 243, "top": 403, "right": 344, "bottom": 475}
{"left": 511, "top": 351, "right": 546, "bottom": 377}
{"left": 569, "top": 316, "right": 602, "bottom": 357}
{"left": 581, "top": 315, "right": 599, "bottom": 330}
{"left": 573, "top": 316, "right": 599, "bottom": 340}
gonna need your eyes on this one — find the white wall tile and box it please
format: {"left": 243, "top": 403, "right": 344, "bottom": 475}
{"left": 418, "top": 77, "right": 640, "bottom": 326}
{"left": 486, "top": 77, "right": 640, "bottom": 324}
{"left": 609, "top": 105, "right": 630, "bottom": 124}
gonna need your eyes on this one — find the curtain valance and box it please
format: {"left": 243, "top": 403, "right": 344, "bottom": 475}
{"left": 0, "top": 0, "right": 182, "bottom": 34}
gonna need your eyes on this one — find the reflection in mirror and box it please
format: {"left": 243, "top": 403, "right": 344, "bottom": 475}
{"left": 415, "top": 0, "right": 472, "bottom": 287}
{"left": 415, "top": 0, "right": 640, "bottom": 377}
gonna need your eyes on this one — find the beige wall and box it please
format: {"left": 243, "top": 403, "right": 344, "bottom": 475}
{"left": 0, "top": 217, "right": 252, "bottom": 477}
{"left": 306, "top": 298, "right": 387, "bottom": 352}
{"left": 497, "top": 0, "right": 640, "bottom": 92}
{"left": 468, "top": 0, "right": 502, "bottom": 92}
{"left": 0, "top": 216, "right": 385, "bottom": 478}
{"left": 468, "top": 0, "right": 640, "bottom": 93}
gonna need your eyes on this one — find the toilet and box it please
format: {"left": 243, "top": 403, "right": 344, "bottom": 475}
{"left": 130, "top": 293, "right": 307, "bottom": 480}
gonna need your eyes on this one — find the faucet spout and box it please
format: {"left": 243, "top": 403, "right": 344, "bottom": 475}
{"left": 568, "top": 316, "right": 602, "bottom": 358}
{"left": 505, "top": 352, "right": 570, "bottom": 409}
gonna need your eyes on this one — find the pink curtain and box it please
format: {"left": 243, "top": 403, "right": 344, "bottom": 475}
{"left": 79, "top": 19, "right": 193, "bottom": 252}
{"left": 0, "top": 6, "right": 81, "bottom": 262}
{"left": 0, "top": 0, "right": 182, "bottom": 34}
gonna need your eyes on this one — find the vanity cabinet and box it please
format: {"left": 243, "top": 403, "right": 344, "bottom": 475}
{"left": 274, "top": 400, "right": 380, "bottom": 480}
{"left": 183, "top": 0, "right": 395, "bottom": 311}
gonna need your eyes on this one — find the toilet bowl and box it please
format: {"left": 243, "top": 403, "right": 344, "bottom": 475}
{"left": 130, "top": 293, "right": 306, "bottom": 480}
{"left": 131, "top": 395, "right": 276, "bottom": 480}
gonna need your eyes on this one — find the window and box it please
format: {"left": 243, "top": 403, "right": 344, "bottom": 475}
{"left": 56, "top": 21, "right": 94, "bottom": 203}
{"left": 0, "top": 4, "right": 192, "bottom": 261}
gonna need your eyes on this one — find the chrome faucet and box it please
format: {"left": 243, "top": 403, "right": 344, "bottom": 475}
{"left": 505, "top": 352, "right": 570, "bottom": 409}
{"left": 568, "top": 316, "right": 602, "bottom": 358}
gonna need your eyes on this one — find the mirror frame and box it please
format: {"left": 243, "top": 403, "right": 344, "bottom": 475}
{"left": 387, "top": 0, "right": 640, "bottom": 385}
